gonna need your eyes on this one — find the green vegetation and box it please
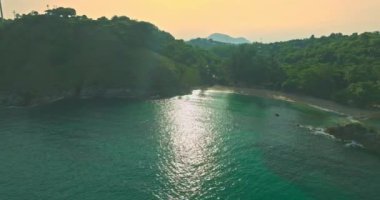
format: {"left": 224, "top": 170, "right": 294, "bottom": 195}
{"left": 0, "top": 8, "right": 218, "bottom": 105}
{"left": 187, "top": 38, "right": 230, "bottom": 50}
{"left": 0, "top": 7, "right": 379, "bottom": 108}
{"left": 194, "top": 33, "right": 380, "bottom": 108}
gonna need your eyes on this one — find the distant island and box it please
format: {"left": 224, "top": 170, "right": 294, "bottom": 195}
{"left": 187, "top": 33, "right": 250, "bottom": 49}
{"left": 0, "top": 7, "right": 379, "bottom": 109}
{"left": 208, "top": 33, "right": 250, "bottom": 44}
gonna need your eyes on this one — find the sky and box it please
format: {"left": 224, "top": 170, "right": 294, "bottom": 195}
{"left": 2, "top": 0, "right": 380, "bottom": 42}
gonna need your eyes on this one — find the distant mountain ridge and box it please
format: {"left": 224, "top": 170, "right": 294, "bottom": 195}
{"left": 187, "top": 38, "right": 230, "bottom": 49}
{"left": 208, "top": 33, "right": 250, "bottom": 44}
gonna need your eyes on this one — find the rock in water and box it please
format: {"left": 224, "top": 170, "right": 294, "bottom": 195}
{"left": 326, "top": 123, "right": 380, "bottom": 155}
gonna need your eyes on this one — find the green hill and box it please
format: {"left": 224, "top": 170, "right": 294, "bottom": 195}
{"left": 0, "top": 8, "right": 218, "bottom": 106}
{"left": 187, "top": 38, "right": 230, "bottom": 49}
{"left": 211, "top": 33, "right": 380, "bottom": 107}
{"left": 0, "top": 7, "right": 379, "bottom": 108}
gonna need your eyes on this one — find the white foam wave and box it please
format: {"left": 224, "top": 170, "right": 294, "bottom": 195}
{"left": 307, "top": 104, "right": 346, "bottom": 116}
{"left": 272, "top": 95, "right": 296, "bottom": 103}
{"left": 297, "top": 124, "right": 335, "bottom": 139}
{"left": 344, "top": 141, "right": 364, "bottom": 149}
{"left": 298, "top": 124, "right": 368, "bottom": 150}
{"left": 346, "top": 116, "right": 361, "bottom": 123}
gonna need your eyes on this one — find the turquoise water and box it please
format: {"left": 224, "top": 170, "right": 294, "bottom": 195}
{"left": 0, "top": 90, "right": 380, "bottom": 200}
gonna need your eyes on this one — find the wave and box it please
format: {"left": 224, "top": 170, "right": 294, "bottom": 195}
{"left": 346, "top": 116, "right": 362, "bottom": 123}
{"left": 297, "top": 124, "right": 335, "bottom": 139}
{"left": 272, "top": 95, "right": 296, "bottom": 103}
{"left": 297, "top": 124, "right": 366, "bottom": 149}
{"left": 344, "top": 141, "right": 364, "bottom": 149}
{"left": 307, "top": 104, "right": 346, "bottom": 116}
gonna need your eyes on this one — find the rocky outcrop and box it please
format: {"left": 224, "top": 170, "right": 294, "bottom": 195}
{"left": 0, "top": 91, "right": 74, "bottom": 107}
{"left": 0, "top": 87, "right": 190, "bottom": 107}
{"left": 326, "top": 123, "right": 380, "bottom": 155}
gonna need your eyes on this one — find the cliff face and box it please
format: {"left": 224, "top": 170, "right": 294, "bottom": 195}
{"left": 326, "top": 123, "right": 380, "bottom": 155}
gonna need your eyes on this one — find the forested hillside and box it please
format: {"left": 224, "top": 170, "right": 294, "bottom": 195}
{"left": 200, "top": 33, "right": 380, "bottom": 108}
{"left": 0, "top": 8, "right": 219, "bottom": 105}
{"left": 0, "top": 7, "right": 379, "bottom": 108}
{"left": 187, "top": 38, "right": 230, "bottom": 50}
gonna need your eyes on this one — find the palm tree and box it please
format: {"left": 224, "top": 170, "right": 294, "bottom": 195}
{"left": 0, "top": 0, "right": 3, "bottom": 19}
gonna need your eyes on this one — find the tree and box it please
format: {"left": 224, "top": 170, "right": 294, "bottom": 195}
{"left": 45, "top": 7, "right": 76, "bottom": 18}
{"left": 0, "top": 7, "right": 217, "bottom": 105}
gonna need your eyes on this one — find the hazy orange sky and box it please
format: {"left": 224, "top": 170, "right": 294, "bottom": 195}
{"left": 3, "top": 0, "right": 380, "bottom": 42}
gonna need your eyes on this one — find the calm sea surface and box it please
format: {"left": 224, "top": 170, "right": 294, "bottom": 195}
{"left": 0, "top": 90, "right": 379, "bottom": 200}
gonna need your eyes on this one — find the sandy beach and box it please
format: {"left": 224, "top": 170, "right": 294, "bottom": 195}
{"left": 209, "top": 86, "right": 380, "bottom": 120}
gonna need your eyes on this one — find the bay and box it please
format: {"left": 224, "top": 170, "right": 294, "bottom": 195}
{"left": 0, "top": 90, "right": 379, "bottom": 200}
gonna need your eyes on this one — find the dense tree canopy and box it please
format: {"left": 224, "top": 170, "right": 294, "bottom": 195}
{"left": 190, "top": 32, "right": 380, "bottom": 108}
{"left": 45, "top": 7, "right": 76, "bottom": 18}
{"left": 0, "top": 7, "right": 379, "bottom": 108}
{"left": 0, "top": 8, "right": 218, "bottom": 105}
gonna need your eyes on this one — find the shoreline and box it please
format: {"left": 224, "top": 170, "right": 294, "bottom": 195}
{"left": 208, "top": 86, "right": 380, "bottom": 120}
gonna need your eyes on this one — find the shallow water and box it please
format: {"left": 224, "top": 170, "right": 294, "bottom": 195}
{"left": 0, "top": 90, "right": 379, "bottom": 200}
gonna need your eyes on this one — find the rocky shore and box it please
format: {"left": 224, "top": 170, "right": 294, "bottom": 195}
{"left": 209, "top": 86, "right": 380, "bottom": 120}
{"left": 0, "top": 87, "right": 190, "bottom": 107}
{"left": 326, "top": 123, "right": 380, "bottom": 155}
{"left": 208, "top": 86, "right": 380, "bottom": 155}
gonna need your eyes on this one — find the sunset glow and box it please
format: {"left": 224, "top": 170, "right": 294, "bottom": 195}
{"left": 4, "top": 0, "right": 380, "bottom": 42}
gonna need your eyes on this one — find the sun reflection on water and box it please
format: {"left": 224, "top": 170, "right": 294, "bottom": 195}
{"left": 154, "top": 90, "right": 222, "bottom": 199}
